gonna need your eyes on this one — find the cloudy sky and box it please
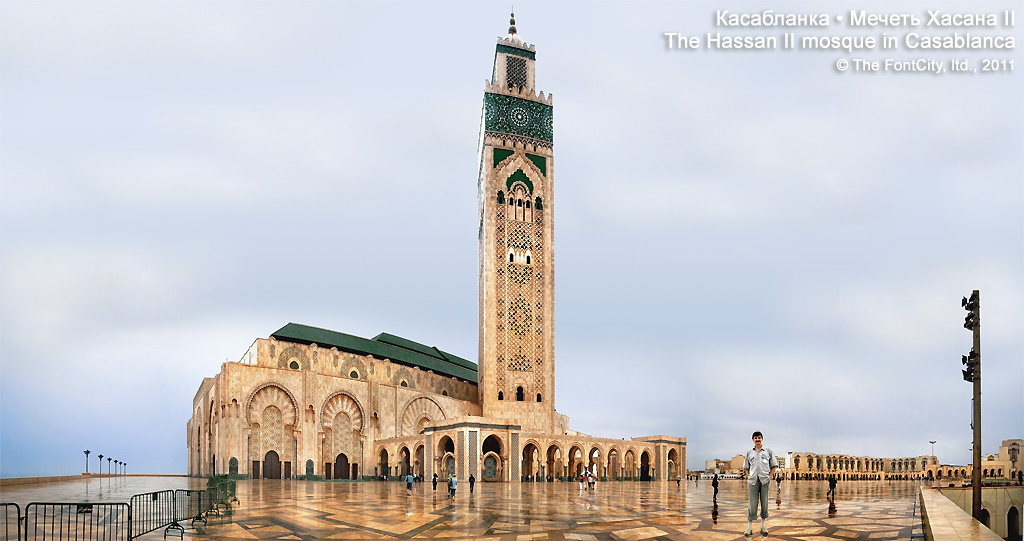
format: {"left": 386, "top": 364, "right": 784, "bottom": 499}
{"left": 1, "top": 1, "right": 1021, "bottom": 477}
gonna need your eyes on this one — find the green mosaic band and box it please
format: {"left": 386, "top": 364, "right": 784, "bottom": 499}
{"left": 484, "top": 93, "right": 553, "bottom": 143}
{"left": 496, "top": 44, "right": 535, "bottom": 60}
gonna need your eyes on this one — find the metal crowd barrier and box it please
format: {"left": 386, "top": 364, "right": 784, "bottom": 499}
{"left": 127, "top": 491, "right": 179, "bottom": 540}
{"left": 172, "top": 490, "right": 210, "bottom": 527}
{"left": 2, "top": 503, "right": 21, "bottom": 541}
{"left": 22, "top": 502, "right": 130, "bottom": 541}
{"left": 2, "top": 483, "right": 232, "bottom": 540}
{"left": 205, "top": 478, "right": 236, "bottom": 515}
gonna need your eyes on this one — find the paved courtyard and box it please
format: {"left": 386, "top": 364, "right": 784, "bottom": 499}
{"left": 3, "top": 477, "right": 926, "bottom": 540}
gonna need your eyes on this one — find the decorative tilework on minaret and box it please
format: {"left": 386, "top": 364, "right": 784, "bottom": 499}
{"left": 478, "top": 14, "right": 556, "bottom": 433}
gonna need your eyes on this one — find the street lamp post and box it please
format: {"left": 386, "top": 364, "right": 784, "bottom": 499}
{"left": 98, "top": 454, "right": 104, "bottom": 474}
{"left": 84, "top": 450, "right": 90, "bottom": 474}
{"left": 108, "top": 457, "right": 112, "bottom": 475}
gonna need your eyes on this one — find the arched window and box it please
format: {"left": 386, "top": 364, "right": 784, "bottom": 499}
{"left": 400, "top": 381, "right": 408, "bottom": 387}
{"left": 497, "top": 191, "right": 504, "bottom": 204}
{"left": 442, "top": 390, "right": 448, "bottom": 396}
{"left": 516, "top": 386, "right": 525, "bottom": 401}
{"left": 525, "top": 200, "right": 531, "bottom": 209}
{"left": 509, "top": 253, "right": 515, "bottom": 262}
{"left": 350, "top": 370, "right": 359, "bottom": 378}
{"left": 289, "top": 361, "right": 299, "bottom": 369}
{"left": 536, "top": 393, "right": 542, "bottom": 402}
{"left": 498, "top": 391, "right": 504, "bottom": 401}
{"left": 525, "top": 254, "right": 531, "bottom": 264}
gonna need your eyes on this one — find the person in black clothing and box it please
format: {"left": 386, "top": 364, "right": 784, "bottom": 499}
{"left": 432, "top": 473, "right": 438, "bottom": 491}
{"left": 469, "top": 474, "right": 476, "bottom": 493}
{"left": 712, "top": 474, "right": 720, "bottom": 502}
{"left": 827, "top": 475, "right": 837, "bottom": 500}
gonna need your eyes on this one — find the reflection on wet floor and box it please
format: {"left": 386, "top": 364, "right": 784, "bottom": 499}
{"left": 3, "top": 477, "right": 926, "bottom": 539}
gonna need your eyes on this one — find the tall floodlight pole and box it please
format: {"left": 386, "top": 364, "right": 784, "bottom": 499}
{"left": 84, "top": 450, "right": 90, "bottom": 473}
{"left": 961, "top": 290, "right": 982, "bottom": 520}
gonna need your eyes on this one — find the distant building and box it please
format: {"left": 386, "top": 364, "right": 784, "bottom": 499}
{"left": 704, "top": 455, "right": 746, "bottom": 475}
{"left": 924, "top": 438, "right": 1022, "bottom": 482}
{"left": 783, "top": 452, "right": 936, "bottom": 480}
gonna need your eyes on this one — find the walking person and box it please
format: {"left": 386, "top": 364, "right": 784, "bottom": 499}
{"left": 676, "top": 474, "right": 681, "bottom": 488}
{"left": 469, "top": 474, "right": 475, "bottom": 493}
{"left": 827, "top": 475, "right": 837, "bottom": 500}
{"left": 406, "top": 472, "right": 415, "bottom": 495}
{"left": 712, "top": 473, "right": 720, "bottom": 502}
{"left": 743, "top": 430, "right": 778, "bottom": 536}
{"left": 449, "top": 474, "right": 458, "bottom": 500}
{"left": 775, "top": 473, "right": 783, "bottom": 505}
{"left": 432, "top": 473, "right": 438, "bottom": 492}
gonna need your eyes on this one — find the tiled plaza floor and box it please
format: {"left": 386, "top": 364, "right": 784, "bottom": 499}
{"left": 3, "top": 478, "right": 926, "bottom": 540}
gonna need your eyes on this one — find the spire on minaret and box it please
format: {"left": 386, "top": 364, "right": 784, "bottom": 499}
{"left": 505, "top": 10, "right": 524, "bottom": 45}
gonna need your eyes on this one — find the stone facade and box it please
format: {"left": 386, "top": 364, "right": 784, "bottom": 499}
{"left": 187, "top": 18, "right": 686, "bottom": 483}
{"left": 923, "top": 438, "right": 1023, "bottom": 483}
{"left": 784, "top": 452, "right": 936, "bottom": 480}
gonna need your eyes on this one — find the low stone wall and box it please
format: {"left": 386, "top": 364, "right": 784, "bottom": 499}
{"left": 1, "top": 474, "right": 186, "bottom": 487}
{"left": 936, "top": 485, "right": 1024, "bottom": 539}
{"left": 920, "top": 486, "right": 1005, "bottom": 540}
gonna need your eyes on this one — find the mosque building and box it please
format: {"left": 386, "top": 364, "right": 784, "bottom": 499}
{"left": 187, "top": 15, "right": 686, "bottom": 483}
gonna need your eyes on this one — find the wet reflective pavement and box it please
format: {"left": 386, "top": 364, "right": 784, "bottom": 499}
{"left": 2, "top": 477, "right": 926, "bottom": 539}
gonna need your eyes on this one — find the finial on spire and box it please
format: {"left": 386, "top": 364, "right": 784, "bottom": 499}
{"left": 508, "top": 9, "right": 517, "bottom": 35}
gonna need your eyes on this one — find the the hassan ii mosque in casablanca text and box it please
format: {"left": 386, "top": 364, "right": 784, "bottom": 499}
{"left": 187, "top": 16, "right": 687, "bottom": 484}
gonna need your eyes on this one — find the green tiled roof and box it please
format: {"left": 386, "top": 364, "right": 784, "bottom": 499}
{"left": 271, "top": 323, "right": 478, "bottom": 383}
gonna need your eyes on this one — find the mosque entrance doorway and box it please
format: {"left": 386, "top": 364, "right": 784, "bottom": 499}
{"left": 335, "top": 453, "right": 350, "bottom": 479}
{"left": 484, "top": 455, "right": 498, "bottom": 480}
{"left": 640, "top": 452, "right": 651, "bottom": 481}
{"left": 264, "top": 450, "right": 282, "bottom": 479}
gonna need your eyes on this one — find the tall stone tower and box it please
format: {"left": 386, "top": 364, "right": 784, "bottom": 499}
{"left": 477, "top": 14, "right": 556, "bottom": 434}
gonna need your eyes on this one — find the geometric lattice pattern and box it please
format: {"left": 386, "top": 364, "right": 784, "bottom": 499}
{"left": 494, "top": 174, "right": 547, "bottom": 399}
{"left": 261, "top": 406, "right": 282, "bottom": 457}
{"left": 506, "top": 56, "right": 527, "bottom": 91}
{"left": 484, "top": 93, "right": 553, "bottom": 143}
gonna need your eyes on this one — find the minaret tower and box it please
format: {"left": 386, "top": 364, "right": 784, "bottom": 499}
{"left": 477, "top": 13, "right": 556, "bottom": 433}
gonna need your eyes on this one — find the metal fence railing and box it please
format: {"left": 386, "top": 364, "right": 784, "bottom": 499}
{"left": 205, "top": 478, "right": 236, "bottom": 515}
{"left": 22, "top": 502, "right": 130, "bottom": 541}
{"left": 2, "top": 480, "right": 234, "bottom": 540}
{"left": 172, "top": 490, "right": 210, "bottom": 527}
{"left": 2, "top": 503, "right": 21, "bottom": 541}
{"left": 127, "top": 491, "right": 178, "bottom": 540}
